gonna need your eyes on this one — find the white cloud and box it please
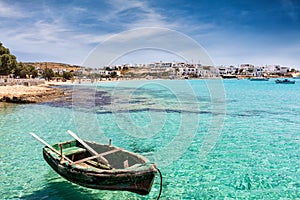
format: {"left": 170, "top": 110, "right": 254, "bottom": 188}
{"left": 206, "top": 36, "right": 300, "bottom": 68}
{"left": 1, "top": 1, "right": 299, "bottom": 68}
{"left": 98, "top": 0, "right": 177, "bottom": 29}
{"left": 1, "top": 18, "right": 91, "bottom": 64}
{"left": 1, "top": 0, "right": 205, "bottom": 66}
{"left": 3, "top": 0, "right": 187, "bottom": 65}
{"left": 83, "top": 27, "right": 214, "bottom": 67}
{"left": 0, "top": 1, "right": 26, "bottom": 18}
{"left": 0, "top": 2, "right": 108, "bottom": 64}
{"left": 1, "top": 0, "right": 182, "bottom": 65}
{"left": 71, "top": 6, "right": 87, "bottom": 13}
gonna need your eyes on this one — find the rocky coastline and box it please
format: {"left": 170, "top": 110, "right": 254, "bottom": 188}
{"left": 0, "top": 84, "right": 65, "bottom": 103}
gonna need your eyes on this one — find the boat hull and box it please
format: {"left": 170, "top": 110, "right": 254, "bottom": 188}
{"left": 43, "top": 141, "right": 157, "bottom": 195}
{"left": 249, "top": 78, "right": 269, "bottom": 81}
{"left": 221, "top": 75, "right": 237, "bottom": 79}
{"left": 275, "top": 79, "right": 295, "bottom": 84}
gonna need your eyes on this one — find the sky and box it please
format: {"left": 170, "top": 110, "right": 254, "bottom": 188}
{"left": 1, "top": 0, "right": 300, "bottom": 68}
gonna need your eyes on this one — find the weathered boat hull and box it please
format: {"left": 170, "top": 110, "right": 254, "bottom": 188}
{"left": 43, "top": 140, "right": 157, "bottom": 195}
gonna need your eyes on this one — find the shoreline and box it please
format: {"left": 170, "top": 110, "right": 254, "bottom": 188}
{"left": 0, "top": 75, "right": 294, "bottom": 104}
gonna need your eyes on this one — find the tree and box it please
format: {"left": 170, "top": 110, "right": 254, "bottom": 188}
{"left": 0, "top": 42, "right": 18, "bottom": 75}
{"left": 16, "top": 63, "right": 38, "bottom": 78}
{"left": 43, "top": 68, "right": 54, "bottom": 81}
{"left": 0, "top": 42, "right": 10, "bottom": 55}
{"left": 110, "top": 71, "right": 118, "bottom": 78}
{"left": 0, "top": 54, "right": 18, "bottom": 75}
{"left": 62, "top": 71, "right": 73, "bottom": 80}
{"left": 203, "top": 66, "right": 211, "bottom": 70}
{"left": 0, "top": 42, "right": 43, "bottom": 78}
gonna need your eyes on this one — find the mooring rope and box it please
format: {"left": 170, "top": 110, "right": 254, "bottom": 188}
{"left": 156, "top": 167, "right": 163, "bottom": 200}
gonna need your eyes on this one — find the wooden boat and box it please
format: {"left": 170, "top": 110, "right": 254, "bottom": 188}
{"left": 249, "top": 77, "right": 269, "bottom": 81}
{"left": 275, "top": 79, "right": 295, "bottom": 84}
{"left": 30, "top": 132, "right": 157, "bottom": 195}
{"left": 221, "top": 74, "right": 237, "bottom": 79}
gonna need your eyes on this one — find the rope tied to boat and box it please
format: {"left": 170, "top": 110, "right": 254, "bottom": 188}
{"left": 155, "top": 167, "right": 163, "bottom": 200}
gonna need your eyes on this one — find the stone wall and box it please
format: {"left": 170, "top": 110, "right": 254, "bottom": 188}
{"left": 0, "top": 78, "right": 45, "bottom": 86}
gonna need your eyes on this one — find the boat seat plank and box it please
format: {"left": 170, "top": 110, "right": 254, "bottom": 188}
{"left": 71, "top": 148, "right": 123, "bottom": 165}
{"left": 85, "top": 160, "right": 111, "bottom": 170}
{"left": 62, "top": 146, "right": 86, "bottom": 156}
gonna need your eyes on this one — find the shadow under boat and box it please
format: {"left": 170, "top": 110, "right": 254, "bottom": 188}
{"left": 18, "top": 178, "right": 96, "bottom": 200}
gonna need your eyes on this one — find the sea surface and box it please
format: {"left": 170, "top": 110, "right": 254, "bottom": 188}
{"left": 0, "top": 79, "right": 299, "bottom": 199}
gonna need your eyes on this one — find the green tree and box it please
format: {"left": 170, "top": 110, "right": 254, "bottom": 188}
{"left": 43, "top": 68, "right": 54, "bottom": 81}
{"left": 0, "top": 42, "right": 10, "bottom": 55}
{"left": 203, "top": 66, "right": 211, "bottom": 70}
{"left": 0, "top": 54, "right": 18, "bottom": 75}
{"left": 0, "top": 42, "right": 18, "bottom": 75}
{"left": 0, "top": 42, "right": 41, "bottom": 78}
{"left": 16, "top": 63, "right": 38, "bottom": 78}
{"left": 110, "top": 71, "right": 118, "bottom": 78}
{"left": 62, "top": 71, "right": 73, "bottom": 80}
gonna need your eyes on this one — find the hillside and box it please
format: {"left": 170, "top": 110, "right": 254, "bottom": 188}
{"left": 24, "top": 62, "right": 82, "bottom": 72}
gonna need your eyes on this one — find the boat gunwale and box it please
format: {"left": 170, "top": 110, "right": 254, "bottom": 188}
{"left": 42, "top": 141, "right": 157, "bottom": 195}
{"left": 43, "top": 140, "right": 155, "bottom": 173}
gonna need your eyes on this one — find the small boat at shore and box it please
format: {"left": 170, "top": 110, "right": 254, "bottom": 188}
{"left": 221, "top": 74, "right": 237, "bottom": 79}
{"left": 30, "top": 131, "right": 159, "bottom": 196}
{"left": 249, "top": 77, "right": 269, "bottom": 81}
{"left": 275, "top": 79, "right": 295, "bottom": 84}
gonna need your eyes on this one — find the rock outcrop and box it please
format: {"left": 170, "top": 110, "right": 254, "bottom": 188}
{"left": 0, "top": 85, "right": 65, "bottom": 103}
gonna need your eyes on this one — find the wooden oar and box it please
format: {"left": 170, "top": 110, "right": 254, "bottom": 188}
{"left": 29, "top": 132, "right": 73, "bottom": 163}
{"left": 67, "top": 130, "right": 109, "bottom": 166}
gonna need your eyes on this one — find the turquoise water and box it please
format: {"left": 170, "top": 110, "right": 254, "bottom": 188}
{"left": 0, "top": 79, "right": 299, "bottom": 199}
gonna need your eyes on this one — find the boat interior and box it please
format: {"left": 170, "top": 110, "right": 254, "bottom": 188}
{"left": 51, "top": 140, "right": 148, "bottom": 170}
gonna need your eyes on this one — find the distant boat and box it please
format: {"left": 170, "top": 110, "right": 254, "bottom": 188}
{"left": 221, "top": 75, "right": 237, "bottom": 79}
{"left": 249, "top": 77, "right": 269, "bottom": 81}
{"left": 30, "top": 131, "right": 159, "bottom": 196}
{"left": 275, "top": 79, "right": 295, "bottom": 84}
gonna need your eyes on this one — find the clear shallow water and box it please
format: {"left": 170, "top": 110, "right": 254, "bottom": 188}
{"left": 0, "top": 79, "right": 299, "bottom": 199}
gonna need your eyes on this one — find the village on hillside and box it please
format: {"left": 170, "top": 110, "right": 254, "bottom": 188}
{"left": 17, "top": 62, "right": 300, "bottom": 79}
{"left": 1, "top": 61, "right": 300, "bottom": 85}
{"left": 1, "top": 42, "right": 299, "bottom": 84}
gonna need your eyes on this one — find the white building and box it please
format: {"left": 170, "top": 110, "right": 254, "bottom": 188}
{"left": 265, "top": 65, "right": 283, "bottom": 74}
